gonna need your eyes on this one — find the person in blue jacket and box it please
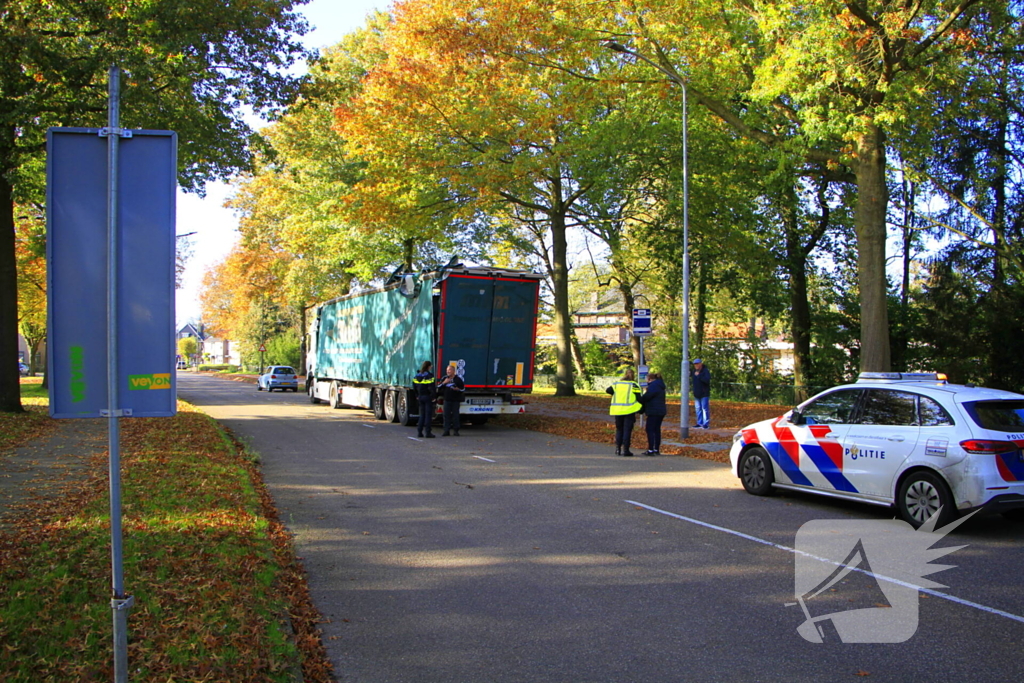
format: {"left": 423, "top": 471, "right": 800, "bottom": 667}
{"left": 691, "top": 358, "right": 711, "bottom": 429}
{"left": 413, "top": 361, "right": 437, "bottom": 438}
{"left": 640, "top": 370, "right": 667, "bottom": 455}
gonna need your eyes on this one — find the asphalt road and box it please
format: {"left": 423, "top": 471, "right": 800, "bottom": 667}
{"left": 177, "top": 373, "right": 1024, "bottom": 683}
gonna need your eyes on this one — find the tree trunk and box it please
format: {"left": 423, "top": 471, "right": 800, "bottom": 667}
{"left": 853, "top": 122, "right": 891, "bottom": 372}
{"left": 570, "top": 332, "right": 587, "bottom": 382}
{"left": 693, "top": 257, "right": 707, "bottom": 353}
{"left": 403, "top": 238, "right": 414, "bottom": 270}
{"left": 786, "top": 247, "right": 812, "bottom": 401}
{"left": 893, "top": 177, "right": 914, "bottom": 373}
{"left": 299, "top": 304, "right": 308, "bottom": 377}
{"left": 987, "top": 112, "right": 1009, "bottom": 386}
{"left": 780, "top": 181, "right": 813, "bottom": 400}
{"left": 550, "top": 207, "right": 576, "bottom": 396}
{"left": 0, "top": 150, "right": 23, "bottom": 412}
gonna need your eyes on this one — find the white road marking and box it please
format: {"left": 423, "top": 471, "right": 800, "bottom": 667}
{"left": 625, "top": 499, "right": 1024, "bottom": 625}
{"left": 408, "top": 437, "right": 422, "bottom": 441}
{"left": 362, "top": 424, "right": 376, "bottom": 429}
{"left": 473, "top": 456, "right": 496, "bottom": 462}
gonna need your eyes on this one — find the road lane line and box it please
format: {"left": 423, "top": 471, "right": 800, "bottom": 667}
{"left": 361, "top": 424, "right": 376, "bottom": 428}
{"left": 473, "top": 456, "right": 496, "bottom": 462}
{"left": 624, "top": 499, "right": 1024, "bottom": 625}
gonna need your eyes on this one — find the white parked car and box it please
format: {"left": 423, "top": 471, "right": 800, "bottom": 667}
{"left": 730, "top": 372, "right": 1024, "bottom": 527}
{"left": 257, "top": 366, "right": 298, "bottom": 392}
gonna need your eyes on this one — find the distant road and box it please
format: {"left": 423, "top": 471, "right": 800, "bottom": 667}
{"left": 178, "top": 373, "right": 1024, "bottom": 683}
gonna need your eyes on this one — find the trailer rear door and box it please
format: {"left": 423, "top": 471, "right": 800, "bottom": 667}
{"left": 437, "top": 274, "right": 539, "bottom": 389}
{"left": 486, "top": 277, "right": 539, "bottom": 388}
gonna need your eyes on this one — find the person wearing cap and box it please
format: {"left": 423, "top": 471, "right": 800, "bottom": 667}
{"left": 690, "top": 359, "right": 711, "bottom": 429}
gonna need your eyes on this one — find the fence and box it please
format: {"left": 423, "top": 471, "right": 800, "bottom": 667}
{"left": 533, "top": 374, "right": 827, "bottom": 406}
{"left": 711, "top": 382, "right": 828, "bottom": 406}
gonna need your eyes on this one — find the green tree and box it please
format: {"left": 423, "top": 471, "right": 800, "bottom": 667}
{"left": 595, "top": 0, "right": 1008, "bottom": 373}
{"left": 1, "top": 0, "right": 310, "bottom": 411}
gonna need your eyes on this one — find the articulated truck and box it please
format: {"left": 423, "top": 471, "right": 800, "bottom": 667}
{"left": 306, "top": 265, "right": 543, "bottom": 426}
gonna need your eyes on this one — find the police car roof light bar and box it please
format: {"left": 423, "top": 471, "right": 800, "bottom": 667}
{"left": 856, "top": 372, "right": 947, "bottom": 383}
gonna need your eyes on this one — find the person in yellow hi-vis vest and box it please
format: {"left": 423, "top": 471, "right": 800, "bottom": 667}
{"left": 605, "top": 368, "right": 643, "bottom": 457}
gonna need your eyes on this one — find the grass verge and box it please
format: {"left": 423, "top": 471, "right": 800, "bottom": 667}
{"left": 512, "top": 393, "right": 784, "bottom": 463}
{"left": 0, "top": 400, "right": 333, "bottom": 682}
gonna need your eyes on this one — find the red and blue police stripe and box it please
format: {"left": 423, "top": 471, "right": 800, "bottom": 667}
{"left": 741, "top": 418, "right": 859, "bottom": 493}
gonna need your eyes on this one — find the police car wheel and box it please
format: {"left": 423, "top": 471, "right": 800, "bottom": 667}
{"left": 739, "top": 447, "right": 775, "bottom": 496}
{"left": 897, "top": 470, "right": 956, "bottom": 529}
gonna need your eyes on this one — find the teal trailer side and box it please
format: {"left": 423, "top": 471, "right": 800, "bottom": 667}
{"left": 314, "top": 280, "right": 434, "bottom": 386}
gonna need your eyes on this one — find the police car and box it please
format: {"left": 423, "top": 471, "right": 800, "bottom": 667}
{"left": 729, "top": 372, "right": 1024, "bottom": 527}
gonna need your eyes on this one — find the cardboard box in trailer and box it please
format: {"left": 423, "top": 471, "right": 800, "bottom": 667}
{"left": 306, "top": 266, "right": 542, "bottom": 426}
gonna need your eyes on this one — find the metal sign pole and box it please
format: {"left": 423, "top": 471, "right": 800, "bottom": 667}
{"left": 104, "top": 65, "right": 133, "bottom": 683}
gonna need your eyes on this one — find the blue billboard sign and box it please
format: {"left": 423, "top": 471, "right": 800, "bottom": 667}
{"left": 46, "top": 128, "right": 177, "bottom": 418}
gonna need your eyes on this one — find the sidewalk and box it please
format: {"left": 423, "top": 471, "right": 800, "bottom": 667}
{"left": 0, "top": 418, "right": 106, "bottom": 531}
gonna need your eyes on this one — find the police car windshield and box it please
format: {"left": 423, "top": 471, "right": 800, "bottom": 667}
{"left": 963, "top": 400, "right": 1024, "bottom": 431}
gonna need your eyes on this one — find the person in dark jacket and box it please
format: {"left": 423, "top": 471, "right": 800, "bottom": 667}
{"left": 691, "top": 359, "right": 711, "bottom": 429}
{"left": 640, "top": 371, "right": 667, "bottom": 455}
{"left": 413, "top": 361, "right": 436, "bottom": 438}
{"left": 438, "top": 364, "right": 465, "bottom": 436}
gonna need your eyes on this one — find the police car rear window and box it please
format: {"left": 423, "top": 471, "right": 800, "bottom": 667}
{"left": 963, "top": 400, "right": 1024, "bottom": 431}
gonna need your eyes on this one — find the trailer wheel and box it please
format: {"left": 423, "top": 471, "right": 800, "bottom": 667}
{"left": 329, "top": 381, "right": 343, "bottom": 409}
{"left": 397, "top": 391, "right": 415, "bottom": 426}
{"left": 371, "top": 388, "right": 386, "bottom": 420}
{"left": 384, "top": 389, "right": 399, "bottom": 422}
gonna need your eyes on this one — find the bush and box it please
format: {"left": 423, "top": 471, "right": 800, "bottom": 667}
{"left": 198, "top": 364, "right": 240, "bottom": 373}
{"left": 265, "top": 330, "right": 301, "bottom": 370}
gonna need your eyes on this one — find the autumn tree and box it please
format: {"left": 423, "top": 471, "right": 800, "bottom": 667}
{"left": 177, "top": 336, "right": 198, "bottom": 366}
{"left": 0, "top": 0, "right": 310, "bottom": 412}
{"left": 337, "top": 0, "right": 665, "bottom": 396}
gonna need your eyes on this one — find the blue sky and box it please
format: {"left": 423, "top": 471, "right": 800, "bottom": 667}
{"left": 175, "top": 0, "right": 387, "bottom": 326}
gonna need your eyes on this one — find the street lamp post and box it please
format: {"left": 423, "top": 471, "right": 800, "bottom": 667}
{"left": 605, "top": 41, "right": 690, "bottom": 440}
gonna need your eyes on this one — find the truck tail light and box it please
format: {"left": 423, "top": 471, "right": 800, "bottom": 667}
{"left": 960, "top": 439, "right": 1018, "bottom": 454}
{"left": 511, "top": 397, "right": 526, "bottom": 405}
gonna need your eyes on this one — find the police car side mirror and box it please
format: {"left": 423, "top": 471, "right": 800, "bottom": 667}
{"left": 790, "top": 409, "right": 806, "bottom": 425}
